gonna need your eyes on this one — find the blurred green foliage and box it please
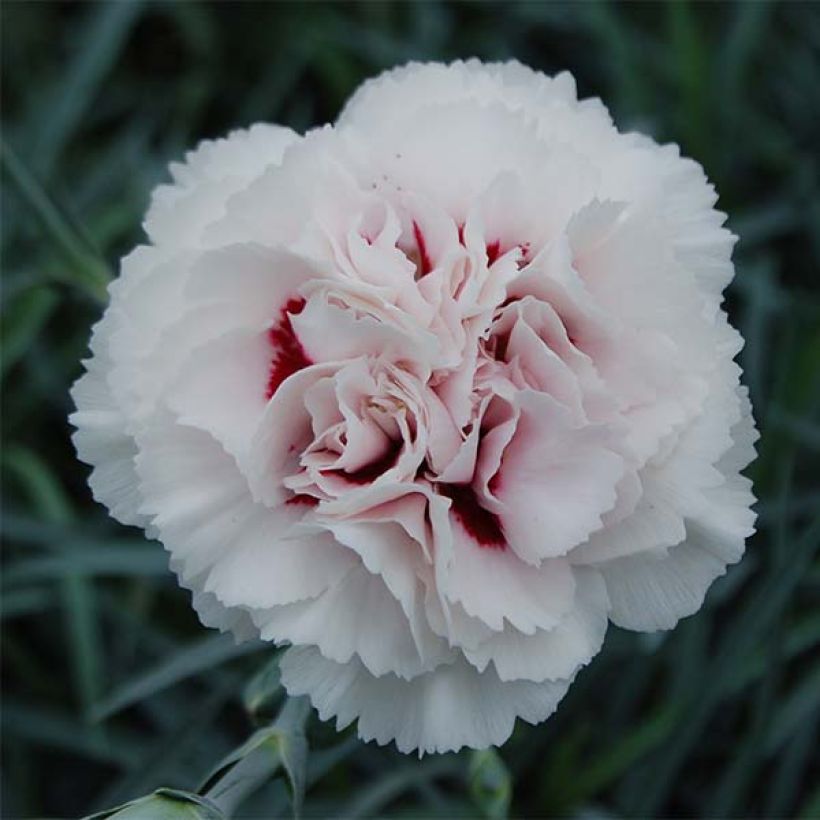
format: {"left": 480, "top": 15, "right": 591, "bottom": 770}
{"left": 1, "top": 1, "right": 819, "bottom": 817}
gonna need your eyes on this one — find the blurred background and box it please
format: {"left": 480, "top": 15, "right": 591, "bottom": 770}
{"left": 2, "top": 2, "right": 819, "bottom": 818}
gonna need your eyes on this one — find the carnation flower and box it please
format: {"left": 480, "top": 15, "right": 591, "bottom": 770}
{"left": 70, "top": 60, "right": 757, "bottom": 755}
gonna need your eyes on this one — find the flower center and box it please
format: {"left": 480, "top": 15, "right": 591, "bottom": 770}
{"left": 331, "top": 438, "right": 403, "bottom": 485}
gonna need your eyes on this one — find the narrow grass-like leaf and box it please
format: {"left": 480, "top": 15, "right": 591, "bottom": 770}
{"left": 242, "top": 651, "right": 284, "bottom": 724}
{"left": 2, "top": 443, "right": 75, "bottom": 523}
{"left": 29, "top": 0, "right": 143, "bottom": 179}
{"left": 340, "top": 757, "right": 463, "bottom": 819}
{"left": 91, "top": 680, "right": 237, "bottom": 814}
{"left": 632, "top": 513, "right": 820, "bottom": 815}
{"left": 764, "top": 662, "right": 820, "bottom": 754}
{"left": 765, "top": 711, "right": 818, "bottom": 817}
{"left": 0, "top": 285, "right": 59, "bottom": 378}
{"left": 468, "top": 749, "right": 512, "bottom": 819}
{"left": 91, "top": 634, "right": 264, "bottom": 722}
{"left": 569, "top": 702, "right": 680, "bottom": 803}
{"left": 2, "top": 444, "right": 104, "bottom": 726}
{"left": 2, "top": 546, "right": 169, "bottom": 585}
{"left": 1, "top": 138, "right": 111, "bottom": 301}
{"left": 2, "top": 700, "right": 146, "bottom": 767}
{"left": 0, "top": 588, "right": 54, "bottom": 619}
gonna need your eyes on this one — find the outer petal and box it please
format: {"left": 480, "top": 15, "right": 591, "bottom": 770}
{"left": 135, "top": 413, "right": 356, "bottom": 610}
{"left": 600, "top": 525, "right": 733, "bottom": 632}
{"left": 338, "top": 60, "right": 605, "bottom": 147}
{"left": 253, "top": 563, "right": 449, "bottom": 680}
{"left": 600, "top": 389, "right": 756, "bottom": 631}
{"left": 280, "top": 645, "right": 571, "bottom": 755}
{"left": 463, "top": 567, "right": 609, "bottom": 682}
{"left": 144, "top": 123, "right": 299, "bottom": 248}
{"left": 69, "top": 313, "right": 147, "bottom": 528}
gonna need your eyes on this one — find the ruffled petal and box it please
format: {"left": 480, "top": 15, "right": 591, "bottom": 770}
{"left": 69, "top": 313, "right": 148, "bottom": 527}
{"left": 463, "top": 567, "right": 609, "bottom": 682}
{"left": 280, "top": 645, "right": 571, "bottom": 755}
{"left": 493, "top": 391, "right": 625, "bottom": 562}
{"left": 145, "top": 124, "right": 299, "bottom": 248}
{"left": 254, "top": 563, "right": 449, "bottom": 679}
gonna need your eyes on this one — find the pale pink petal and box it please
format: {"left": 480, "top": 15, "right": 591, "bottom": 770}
{"left": 492, "top": 391, "right": 625, "bottom": 562}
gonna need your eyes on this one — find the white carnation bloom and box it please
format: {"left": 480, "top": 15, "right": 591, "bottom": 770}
{"left": 70, "top": 60, "right": 757, "bottom": 755}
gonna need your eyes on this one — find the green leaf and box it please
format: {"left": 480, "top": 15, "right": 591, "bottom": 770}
{"left": 2, "top": 444, "right": 104, "bottom": 725}
{"left": 91, "top": 634, "right": 264, "bottom": 722}
{"left": 1, "top": 138, "right": 111, "bottom": 301}
{"left": 201, "top": 696, "right": 310, "bottom": 818}
{"left": 2, "top": 443, "right": 73, "bottom": 524}
{"left": 242, "top": 651, "right": 284, "bottom": 724}
{"left": 340, "top": 757, "right": 463, "bottom": 819}
{"left": 468, "top": 749, "right": 512, "bottom": 820}
{"left": 2, "top": 699, "right": 146, "bottom": 767}
{"left": 799, "top": 783, "right": 820, "bottom": 820}
{"left": 29, "top": 0, "right": 144, "bottom": 180}
{"left": 568, "top": 703, "right": 681, "bottom": 802}
{"left": 92, "top": 679, "right": 236, "bottom": 814}
{"left": 0, "top": 285, "right": 59, "bottom": 378}
{"left": 0, "top": 587, "right": 54, "bottom": 619}
{"left": 2, "top": 545, "right": 169, "bottom": 585}
{"left": 765, "top": 662, "right": 820, "bottom": 754}
{"left": 666, "top": 0, "right": 710, "bottom": 160}
{"left": 85, "top": 788, "right": 224, "bottom": 820}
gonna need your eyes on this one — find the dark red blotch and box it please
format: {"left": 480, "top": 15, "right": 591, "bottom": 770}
{"left": 332, "top": 439, "right": 402, "bottom": 485}
{"left": 412, "top": 221, "right": 434, "bottom": 277}
{"left": 456, "top": 224, "right": 503, "bottom": 267}
{"left": 266, "top": 297, "right": 311, "bottom": 399}
{"left": 485, "top": 240, "right": 502, "bottom": 266}
{"left": 439, "top": 483, "right": 506, "bottom": 550}
{"left": 286, "top": 494, "right": 320, "bottom": 508}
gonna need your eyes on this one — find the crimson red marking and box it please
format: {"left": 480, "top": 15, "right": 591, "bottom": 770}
{"left": 286, "top": 494, "right": 319, "bottom": 508}
{"left": 488, "top": 471, "right": 502, "bottom": 496}
{"left": 412, "top": 221, "right": 433, "bottom": 277}
{"left": 440, "top": 484, "right": 505, "bottom": 549}
{"left": 457, "top": 223, "right": 466, "bottom": 246}
{"left": 486, "top": 240, "right": 502, "bottom": 266}
{"left": 265, "top": 297, "right": 311, "bottom": 399}
{"left": 331, "top": 439, "right": 402, "bottom": 485}
{"left": 492, "top": 330, "right": 511, "bottom": 362}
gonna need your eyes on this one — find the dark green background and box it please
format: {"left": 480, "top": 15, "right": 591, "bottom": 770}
{"left": 2, "top": 2, "right": 819, "bottom": 818}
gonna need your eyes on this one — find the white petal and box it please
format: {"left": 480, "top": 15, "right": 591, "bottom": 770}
{"left": 136, "top": 413, "right": 355, "bottom": 608}
{"left": 600, "top": 516, "right": 748, "bottom": 632}
{"left": 166, "top": 329, "right": 271, "bottom": 461}
{"left": 494, "top": 390, "right": 625, "bottom": 562}
{"left": 443, "top": 517, "right": 576, "bottom": 634}
{"left": 255, "top": 563, "right": 446, "bottom": 679}
{"left": 185, "top": 580, "right": 259, "bottom": 643}
{"left": 69, "top": 314, "right": 147, "bottom": 527}
{"left": 570, "top": 477, "right": 687, "bottom": 564}
{"left": 464, "top": 567, "right": 609, "bottom": 682}
{"left": 145, "top": 124, "right": 299, "bottom": 248}
{"left": 280, "top": 645, "right": 571, "bottom": 755}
